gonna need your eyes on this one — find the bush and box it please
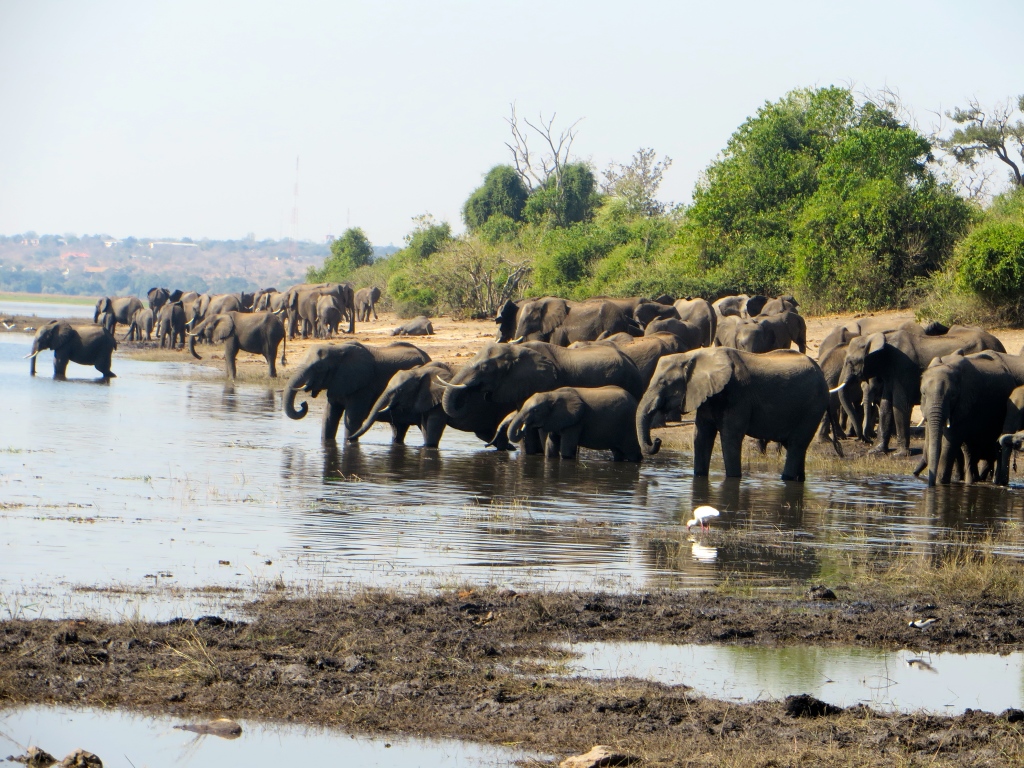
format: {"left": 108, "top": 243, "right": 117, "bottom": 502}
{"left": 954, "top": 221, "right": 1024, "bottom": 300}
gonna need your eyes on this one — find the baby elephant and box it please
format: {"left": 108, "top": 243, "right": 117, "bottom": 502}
{"left": 391, "top": 316, "right": 434, "bottom": 336}
{"left": 501, "top": 386, "right": 642, "bottom": 461}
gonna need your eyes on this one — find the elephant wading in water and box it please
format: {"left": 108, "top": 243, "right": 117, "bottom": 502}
{"left": 285, "top": 341, "right": 430, "bottom": 442}
{"left": 188, "top": 311, "right": 287, "bottom": 378}
{"left": 440, "top": 341, "right": 645, "bottom": 453}
{"left": 27, "top": 321, "right": 117, "bottom": 379}
{"left": 349, "top": 361, "right": 511, "bottom": 448}
{"left": 498, "top": 386, "right": 643, "bottom": 461}
{"left": 636, "top": 347, "right": 829, "bottom": 481}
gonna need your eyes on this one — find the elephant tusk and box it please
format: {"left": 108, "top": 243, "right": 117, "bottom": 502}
{"left": 509, "top": 336, "right": 525, "bottom": 344}
{"left": 828, "top": 382, "right": 846, "bottom": 395}
{"left": 434, "top": 375, "right": 467, "bottom": 389}
{"left": 23, "top": 351, "right": 39, "bottom": 359}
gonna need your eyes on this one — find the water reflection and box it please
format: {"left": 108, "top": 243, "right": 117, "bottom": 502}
{"left": 3, "top": 331, "right": 1024, "bottom": 618}
{"left": 561, "top": 641, "right": 1024, "bottom": 714}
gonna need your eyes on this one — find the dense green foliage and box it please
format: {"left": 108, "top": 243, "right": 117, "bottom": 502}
{"left": 307, "top": 227, "right": 374, "bottom": 282}
{"left": 462, "top": 166, "right": 529, "bottom": 231}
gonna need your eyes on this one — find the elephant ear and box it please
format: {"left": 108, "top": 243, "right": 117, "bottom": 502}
{"left": 53, "top": 321, "right": 76, "bottom": 349}
{"left": 214, "top": 315, "right": 235, "bottom": 341}
{"left": 540, "top": 300, "right": 570, "bottom": 336}
{"left": 494, "top": 348, "right": 558, "bottom": 404}
{"left": 683, "top": 351, "right": 734, "bottom": 414}
{"left": 169, "top": 289, "right": 183, "bottom": 302}
{"left": 865, "top": 332, "right": 887, "bottom": 356}
{"left": 417, "top": 369, "right": 444, "bottom": 411}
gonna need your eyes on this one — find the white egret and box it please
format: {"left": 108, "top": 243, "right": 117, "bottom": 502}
{"left": 685, "top": 505, "right": 720, "bottom": 530}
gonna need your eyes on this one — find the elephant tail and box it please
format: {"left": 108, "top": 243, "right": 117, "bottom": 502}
{"left": 280, "top": 331, "right": 287, "bottom": 367}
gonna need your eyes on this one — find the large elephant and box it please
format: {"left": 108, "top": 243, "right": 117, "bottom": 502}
{"left": 124, "top": 307, "right": 155, "bottom": 342}
{"left": 252, "top": 288, "right": 279, "bottom": 312}
{"left": 27, "top": 321, "right": 117, "bottom": 379}
{"left": 316, "top": 295, "right": 343, "bottom": 338}
{"left": 188, "top": 311, "right": 286, "bottom": 378}
{"left": 349, "top": 361, "right": 510, "bottom": 448}
{"left": 355, "top": 287, "right": 382, "bottom": 322}
{"left": 572, "top": 332, "right": 695, "bottom": 387}
{"left": 500, "top": 386, "right": 642, "bottom": 462}
{"left": 188, "top": 293, "right": 242, "bottom": 331}
{"left": 712, "top": 294, "right": 769, "bottom": 319}
{"left": 672, "top": 298, "right": 716, "bottom": 347}
{"left": 643, "top": 317, "right": 706, "bottom": 350}
{"left": 636, "top": 347, "right": 829, "bottom": 481}
{"left": 391, "top": 316, "right": 434, "bottom": 336}
{"left": 94, "top": 296, "right": 144, "bottom": 331}
{"left": 920, "top": 351, "right": 1024, "bottom": 486}
{"left": 156, "top": 301, "right": 186, "bottom": 349}
{"left": 633, "top": 300, "right": 678, "bottom": 328}
{"left": 757, "top": 295, "right": 799, "bottom": 316}
{"left": 837, "top": 326, "right": 1006, "bottom": 456}
{"left": 146, "top": 287, "right": 184, "bottom": 313}
{"left": 284, "top": 341, "right": 430, "bottom": 442}
{"left": 724, "top": 311, "right": 807, "bottom": 354}
{"left": 497, "top": 297, "right": 642, "bottom": 345}
{"left": 440, "top": 341, "right": 645, "bottom": 453}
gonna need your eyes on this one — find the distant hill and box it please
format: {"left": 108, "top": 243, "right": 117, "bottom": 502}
{"left": 0, "top": 233, "right": 337, "bottom": 297}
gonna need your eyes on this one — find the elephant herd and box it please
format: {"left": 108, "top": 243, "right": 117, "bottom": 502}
{"left": 284, "top": 293, "right": 831, "bottom": 483}
{"left": 27, "top": 285, "right": 1024, "bottom": 488}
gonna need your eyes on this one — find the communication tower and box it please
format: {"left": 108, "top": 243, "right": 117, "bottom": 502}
{"left": 291, "top": 156, "right": 299, "bottom": 240}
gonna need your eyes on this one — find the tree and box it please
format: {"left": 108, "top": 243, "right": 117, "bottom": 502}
{"left": 402, "top": 214, "right": 452, "bottom": 260}
{"left": 941, "top": 96, "right": 1024, "bottom": 189}
{"left": 524, "top": 162, "right": 600, "bottom": 227}
{"left": 307, "top": 227, "right": 373, "bottom": 282}
{"left": 602, "top": 148, "right": 673, "bottom": 217}
{"left": 462, "top": 165, "right": 529, "bottom": 230}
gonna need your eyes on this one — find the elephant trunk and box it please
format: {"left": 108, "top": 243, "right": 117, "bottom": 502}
{"left": 284, "top": 368, "right": 311, "bottom": 420}
{"left": 27, "top": 338, "right": 39, "bottom": 376}
{"left": 925, "top": 400, "right": 949, "bottom": 487}
{"left": 440, "top": 379, "right": 473, "bottom": 420}
{"left": 837, "top": 374, "right": 864, "bottom": 441}
{"left": 998, "top": 434, "right": 1014, "bottom": 486}
{"left": 488, "top": 412, "right": 517, "bottom": 447}
{"left": 636, "top": 391, "right": 663, "bottom": 456}
{"left": 508, "top": 409, "right": 529, "bottom": 442}
{"left": 187, "top": 329, "right": 202, "bottom": 360}
{"left": 349, "top": 389, "right": 396, "bottom": 439}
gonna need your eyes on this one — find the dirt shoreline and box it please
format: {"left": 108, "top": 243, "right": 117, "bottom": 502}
{"left": 3, "top": 589, "right": 1024, "bottom": 766}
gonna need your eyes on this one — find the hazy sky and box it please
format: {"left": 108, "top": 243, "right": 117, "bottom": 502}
{"left": 1, "top": 1, "right": 1021, "bottom": 246}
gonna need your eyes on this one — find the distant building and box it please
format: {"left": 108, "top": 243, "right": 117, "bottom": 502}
{"left": 149, "top": 241, "right": 200, "bottom": 249}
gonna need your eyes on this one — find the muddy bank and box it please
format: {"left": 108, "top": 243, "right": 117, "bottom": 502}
{"left": 3, "top": 589, "right": 1024, "bottom": 766}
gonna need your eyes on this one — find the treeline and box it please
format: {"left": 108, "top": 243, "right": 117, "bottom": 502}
{"left": 310, "top": 86, "right": 1024, "bottom": 324}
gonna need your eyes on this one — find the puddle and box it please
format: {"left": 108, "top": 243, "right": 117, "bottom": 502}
{"left": 560, "top": 641, "right": 1024, "bottom": 714}
{"left": 0, "top": 705, "right": 537, "bottom": 767}
{"left": 0, "top": 299, "right": 95, "bottom": 320}
{"left": 4, "top": 332, "right": 1024, "bottom": 618}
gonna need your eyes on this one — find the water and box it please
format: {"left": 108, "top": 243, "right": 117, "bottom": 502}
{"left": 0, "top": 706, "right": 538, "bottom": 767}
{"left": 560, "top": 641, "right": 1024, "bottom": 715}
{"left": 0, "top": 299, "right": 95, "bottom": 320}
{"left": 4, "top": 332, "right": 1024, "bottom": 619}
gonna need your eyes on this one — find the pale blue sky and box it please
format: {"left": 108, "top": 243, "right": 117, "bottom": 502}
{"left": 1, "top": 0, "right": 1020, "bottom": 246}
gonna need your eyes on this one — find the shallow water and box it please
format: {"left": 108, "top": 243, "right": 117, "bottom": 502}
{"left": 4, "top": 333, "right": 1024, "bottom": 619}
{"left": 561, "top": 641, "right": 1024, "bottom": 715}
{"left": 0, "top": 706, "right": 538, "bottom": 767}
{"left": 0, "top": 299, "right": 95, "bottom": 320}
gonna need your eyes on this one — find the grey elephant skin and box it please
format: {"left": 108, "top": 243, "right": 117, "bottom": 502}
{"left": 316, "top": 295, "right": 344, "bottom": 338}
{"left": 672, "top": 298, "right": 717, "bottom": 347}
{"left": 355, "top": 287, "right": 381, "bottom": 321}
{"left": 571, "top": 332, "right": 698, "bottom": 387}
{"left": 28, "top": 321, "right": 117, "bottom": 379}
{"left": 392, "top": 316, "right": 434, "bottom": 336}
{"left": 189, "top": 293, "right": 242, "bottom": 332}
{"left": 94, "top": 296, "right": 144, "bottom": 332}
{"left": 837, "top": 326, "right": 1005, "bottom": 456}
{"left": 636, "top": 347, "right": 828, "bottom": 481}
{"left": 189, "top": 311, "right": 286, "bottom": 378}
{"left": 998, "top": 386, "right": 1024, "bottom": 485}
{"left": 124, "top": 308, "right": 155, "bottom": 342}
{"left": 503, "top": 386, "right": 642, "bottom": 462}
{"left": 918, "top": 351, "right": 1024, "bottom": 486}
{"left": 715, "top": 311, "right": 806, "bottom": 354}
{"left": 440, "top": 341, "right": 645, "bottom": 453}
{"left": 284, "top": 341, "right": 430, "bottom": 442}
{"left": 146, "top": 287, "right": 185, "bottom": 313}
{"left": 156, "top": 301, "right": 186, "bottom": 349}
{"left": 495, "top": 297, "right": 641, "bottom": 345}
{"left": 350, "top": 361, "right": 510, "bottom": 448}
{"left": 282, "top": 283, "right": 355, "bottom": 338}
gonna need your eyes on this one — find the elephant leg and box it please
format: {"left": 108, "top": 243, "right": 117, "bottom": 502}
{"left": 890, "top": 388, "right": 913, "bottom": 457}
{"left": 782, "top": 425, "right": 817, "bottom": 482}
{"left": 719, "top": 429, "right": 743, "bottom": 478}
{"left": 421, "top": 412, "right": 446, "bottom": 448}
{"left": 544, "top": 434, "right": 560, "bottom": 458}
{"left": 391, "top": 422, "right": 410, "bottom": 444}
{"left": 523, "top": 427, "right": 544, "bottom": 455}
{"left": 558, "top": 426, "right": 581, "bottom": 459}
{"left": 53, "top": 353, "right": 70, "bottom": 379}
{"left": 870, "top": 397, "right": 894, "bottom": 454}
{"left": 343, "top": 395, "right": 376, "bottom": 442}
{"left": 692, "top": 417, "right": 717, "bottom": 477}
{"left": 96, "top": 349, "right": 115, "bottom": 379}
{"left": 265, "top": 346, "right": 277, "bottom": 378}
{"left": 322, "top": 400, "right": 344, "bottom": 442}
{"left": 225, "top": 339, "right": 239, "bottom": 379}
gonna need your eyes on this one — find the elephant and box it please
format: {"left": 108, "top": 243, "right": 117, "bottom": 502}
{"left": 815, "top": 339, "right": 878, "bottom": 443}
{"left": 252, "top": 288, "right": 279, "bottom": 312}
{"left": 571, "top": 332, "right": 696, "bottom": 387}
{"left": 919, "top": 351, "right": 1024, "bottom": 486}
{"left": 156, "top": 301, "right": 186, "bottom": 349}
{"left": 999, "top": 430, "right": 1024, "bottom": 484}
{"left": 672, "top": 298, "right": 717, "bottom": 347}
{"left": 255, "top": 291, "right": 288, "bottom": 313}
{"left": 636, "top": 347, "right": 829, "bottom": 481}
{"left": 188, "top": 293, "right": 242, "bottom": 331}
{"left": 725, "top": 311, "right": 807, "bottom": 354}
{"left": 94, "top": 296, "right": 144, "bottom": 331}
{"left": 997, "top": 386, "right": 1024, "bottom": 484}
{"left": 283, "top": 282, "right": 355, "bottom": 337}
{"left": 355, "top": 287, "right": 382, "bottom": 321}
{"left": 837, "top": 326, "right": 1006, "bottom": 456}
{"left": 349, "top": 361, "right": 511, "bottom": 448}
{"left": 712, "top": 294, "right": 769, "bottom": 319}
{"left": 497, "top": 386, "right": 643, "bottom": 461}
{"left": 633, "top": 300, "right": 679, "bottom": 328}
{"left": 188, "top": 311, "right": 287, "bottom": 378}
{"left": 316, "top": 295, "right": 343, "bottom": 338}
{"left": 756, "top": 295, "right": 799, "bottom": 316}
{"left": 27, "top": 321, "right": 117, "bottom": 379}
{"left": 440, "top": 341, "right": 646, "bottom": 453}
{"left": 146, "top": 287, "right": 184, "bottom": 313}
{"left": 284, "top": 341, "right": 431, "bottom": 442}
{"left": 818, "top": 318, "right": 947, "bottom": 362}
{"left": 124, "top": 307, "right": 155, "bottom": 342}
{"left": 496, "top": 297, "right": 642, "bottom": 345}
{"left": 643, "top": 317, "right": 706, "bottom": 350}
{"left": 391, "top": 316, "right": 434, "bottom": 336}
